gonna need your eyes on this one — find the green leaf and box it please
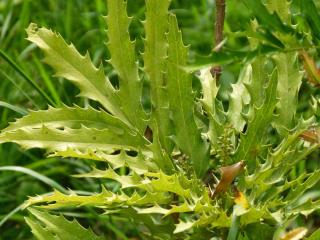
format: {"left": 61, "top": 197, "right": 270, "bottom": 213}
{"left": 228, "top": 64, "right": 251, "bottom": 132}
{"left": 284, "top": 170, "right": 320, "bottom": 203}
{"left": 24, "top": 188, "right": 170, "bottom": 209}
{"left": 4, "top": 105, "right": 130, "bottom": 132}
{"left": 25, "top": 208, "right": 103, "bottom": 240}
{"left": 144, "top": 0, "right": 173, "bottom": 152}
{"left": 0, "top": 125, "right": 148, "bottom": 153}
{"left": 198, "top": 68, "right": 223, "bottom": 145}
{"left": 106, "top": 0, "right": 147, "bottom": 133}
{"left": 306, "top": 228, "right": 320, "bottom": 240}
{"left": 234, "top": 69, "right": 278, "bottom": 172}
{"left": 301, "top": 0, "right": 320, "bottom": 41}
{"left": 244, "top": 0, "right": 293, "bottom": 34}
{"left": 246, "top": 56, "right": 268, "bottom": 107}
{"left": 266, "top": 0, "right": 291, "bottom": 24}
{"left": 26, "top": 23, "right": 130, "bottom": 127}
{"left": 52, "top": 149, "right": 157, "bottom": 174}
{"left": 273, "top": 53, "right": 302, "bottom": 133}
{"left": 74, "top": 167, "right": 143, "bottom": 188}
{"left": 167, "top": 14, "right": 209, "bottom": 178}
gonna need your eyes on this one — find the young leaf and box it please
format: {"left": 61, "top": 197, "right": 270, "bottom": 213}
{"left": 228, "top": 64, "right": 251, "bottom": 132}
{"left": 198, "top": 68, "right": 223, "bottom": 145}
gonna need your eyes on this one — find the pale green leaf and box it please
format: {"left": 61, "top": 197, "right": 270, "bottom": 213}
{"left": 4, "top": 105, "right": 130, "bottom": 132}
{"left": 53, "top": 149, "right": 156, "bottom": 174}
{"left": 26, "top": 208, "right": 103, "bottom": 240}
{"left": 174, "top": 220, "right": 195, "bottom": 234}
{"left": 273, "top": 53, "right": 302, "bottom": 133}
{"left": 266, "top": 0, "right": 291, "bottom": 24}
{"left": 24, "top": 188, "right": 170, "bottom": 209}
{"left": 228, "top": 64, "right": 251, "bottom": 132}
{"left": 106, "top": 0, "right": 147, "bottom": 133}
{"left": 198, "top": 67, "right": 223, "bottom": 145}
{"left": 26, "top": 23, "right": 130, "bottom": 126}
{"left": 0, "top": 125, "right": 148, "bottom": 153}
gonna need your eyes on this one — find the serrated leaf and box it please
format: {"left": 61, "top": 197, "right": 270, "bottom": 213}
{"left": 244, "top": 0, "right": 293, "bottom": 34}
{"left": 266, "top": 0, "right": 291, "bottom": 24}
{"left": 53, "top": 149, "right": 156, "bottom": 174}
{"left": 144, "top": 0, "right": 173, "bottom": 152}
{"left": 234, "top": 69, "right": 278, "bottom": 172}
{"left": 289, "top": 198, "right": 320, "bottom": 216}
{"left": 74, "top": 167, "right": 142, "bottom": 188}
{"left": 26, "top": 23, "right": 130, "bottom": 127}
{"left": 228, "top": 64, "right": 251, "bottom": 132}
{"left": 4, "top": 105, "right": 130, "bottom": 132}
{"left": 273, "top": 53, "right": 302, "bottom": 133}
{"left": 106, "top": 0, "right": 147, "bottom": 133}
{"left": 167, "top": 14, "right": 209, "bottom": 177}
{"left": 284, "top": 170, "right": 320, "bottom": 203}
{"left": 0, "top": 125, "right": 148, "bottom": 153}
{"left": 246, "top": 56, "right": 268, "bottom": 107}
{"left": 198, "top": 67, "right": 223, "bottom": 145}
{"left": 26, "top": 208, "right": 103, "bottom": 240}
{"left": 24, "top": 188, "right": 170, "bottom": 209}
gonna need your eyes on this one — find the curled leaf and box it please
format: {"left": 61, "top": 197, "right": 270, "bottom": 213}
{"left": 212, "top": 160, "right": 245, "bottom": 197}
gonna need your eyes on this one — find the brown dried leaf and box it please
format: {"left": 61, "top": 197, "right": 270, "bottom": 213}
{"left": 212, "top": 160, "right": 245, "bottom": 197}
{"left": 300, "top": 51, "right": 320, "bottom": 87}
{"left": 280, "top": 227, "right": 308, "bottom": 240}
{"left": 300, "top": 128, "right": 319, "bottom": 144}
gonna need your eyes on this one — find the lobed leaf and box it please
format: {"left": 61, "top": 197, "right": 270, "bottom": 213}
{"left": 234, "top": 69, "right": 278, "bottom": 172}
{"left": 273, "top": 53, "right": 302, "bottom": 134}
{"left": 106, "top": 0, "right": 147, "bottom": 133}
{"left": 4, "top": 105, "right": 130, "bottom": 132}
{"left": 25, "top": 208, "right": 103, "bottom": 240}
{"left": 26, "top": 24, "right": 130, "bottom": 127}
{"left": 0, "top": 125, "right": 149, "bottom": 153}
{"left": 144, "top": 0, "right": 173, "bottom": 152}
{"left": 167, "top": 14, "right": 209, "bottom": 177}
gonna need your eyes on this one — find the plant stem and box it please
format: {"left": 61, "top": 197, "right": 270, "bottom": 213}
{"left": 227, "top": 209, "right": 240, "bottom": 240}
{"left": 211, "top": 0, "right": 226, "bottom": 80}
